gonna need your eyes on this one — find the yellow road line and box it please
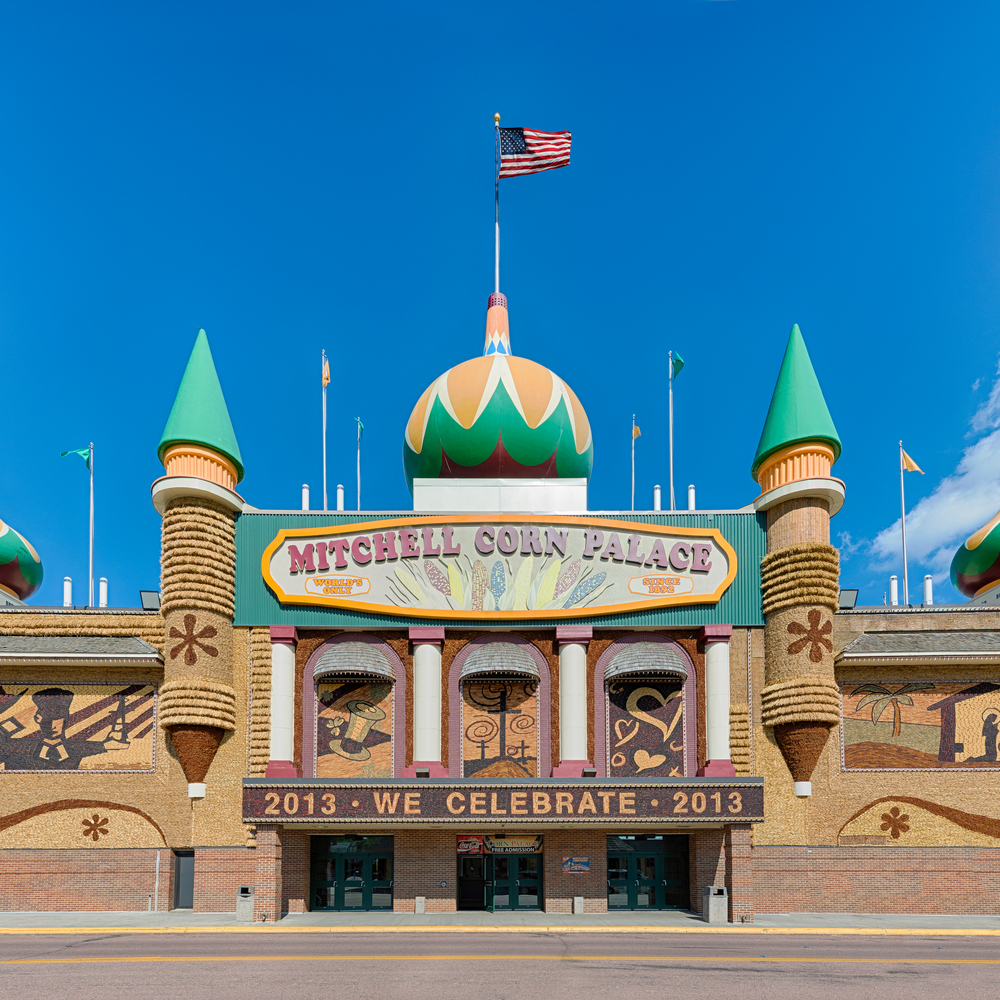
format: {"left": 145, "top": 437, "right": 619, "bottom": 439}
{"left": 0, "top": 925, "right": 997, "bottom": 937}
{"left": 1, "top": 954, "right": 1000, "bottom": 967}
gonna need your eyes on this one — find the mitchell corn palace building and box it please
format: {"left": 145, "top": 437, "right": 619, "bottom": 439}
{"left": 2, "top": 294, "right": 1000, "bottom": 919}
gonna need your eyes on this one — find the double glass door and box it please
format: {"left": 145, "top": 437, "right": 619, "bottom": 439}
{"left": 311, "top": 836, "right": 393, "bottom": 911}
{"left": 459, "top": 854, "right": 543, "bottom": 910}
{"left": 488, "top": 854, "right": 541, "bottom": 910}
{"left": 607, "top": 835, "right": 688, "bottom": 910}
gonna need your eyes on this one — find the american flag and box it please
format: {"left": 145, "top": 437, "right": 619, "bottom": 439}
{"left": 498, "top": 127, "right": 572, "bottom": 178}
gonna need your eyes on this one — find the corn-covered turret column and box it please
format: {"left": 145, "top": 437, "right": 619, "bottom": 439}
{"left": 152, "top": 329, "right": 245, "bottom": 798}
{"left": 752, "top": 326, "right": 844, "bottom": 798}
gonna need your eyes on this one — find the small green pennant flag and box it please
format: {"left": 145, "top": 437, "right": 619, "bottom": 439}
{"left": 671, "top": 353, "right": 685, "bottom": 379}
{"left": 355, "top": 417, "right": 364, "bottom": 444}
{"left": 61, "top": 446, "right": 92, "bottom": 472}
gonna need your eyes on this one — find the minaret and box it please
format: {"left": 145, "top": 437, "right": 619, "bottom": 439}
{"left": 152, "top": 329, "right": 244, "bottom": 798}
{"left": 752, "top": 325, "right": 844, "bottom": 797}
{"left": 483, "top": 291, "right": 511, "bottom": 356}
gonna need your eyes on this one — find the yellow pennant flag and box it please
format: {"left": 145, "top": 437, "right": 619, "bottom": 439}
{"left": 322, "top": 354, "right": 330, "bottom": 387}
{"left": 901, "top": 448, "right": 923, "bottom": 474}
{"left": 632, "top": 424, "right": 641, "bottom": 439}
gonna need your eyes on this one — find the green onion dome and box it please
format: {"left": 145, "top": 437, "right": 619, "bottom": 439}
{"left": 0, "top": 517, "right": 43, "bottom": 601}
{"left": 402, "top": 294, "right": 593, "bottom": 492}
{"left": 951, "top": 510, "right": 1000, "bottom": 598}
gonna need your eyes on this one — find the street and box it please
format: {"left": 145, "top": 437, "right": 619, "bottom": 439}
{"left": 0, "top": 931, "right": 996, "bottom": 999}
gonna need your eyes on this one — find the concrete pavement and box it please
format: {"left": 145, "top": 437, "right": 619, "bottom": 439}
{"left": 0, "top": 909, "right": 999, "bottom": 934}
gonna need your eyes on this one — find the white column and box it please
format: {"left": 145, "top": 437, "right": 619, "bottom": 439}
{"left": 408, "top": 627, "right": 446, "bottom": 776}
{"left": 413, "top": 642, "right": 442, "bottom": 762}
{"left": 559, "top": 643, "right": 589, "bottom": 761}
{"left": 554, "top": 625, "right": 592, "bottom": 775}
{"left": 700, "top": 624, "right": 735, "bottom": 777}
{"left": 266, "top": 627, "right": 298, "bottom": 777}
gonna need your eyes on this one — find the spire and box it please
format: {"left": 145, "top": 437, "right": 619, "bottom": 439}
{"left": 157, "top": 330, "right": 244, "bottom": 482}
{"left": 751, "top": 324, "right": 841, "bottom": 481}
{"left": 483, "top": 292, "right": 512, "bottom": 356}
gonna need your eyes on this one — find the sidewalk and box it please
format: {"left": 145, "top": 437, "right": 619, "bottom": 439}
{"left": 0, "top": 910, "right": 999, "bottom": 934}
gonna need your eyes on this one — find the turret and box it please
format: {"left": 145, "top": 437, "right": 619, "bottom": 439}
{"left": 152, "top": 330, "right": 243, "bottom": 798}
{"left": 752, "top": 325, "right": 844, "bottom": 797}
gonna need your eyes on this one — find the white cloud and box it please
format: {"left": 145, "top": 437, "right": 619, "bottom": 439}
{"left": 869, "top": 366, "right": 1000, "bottom": 582}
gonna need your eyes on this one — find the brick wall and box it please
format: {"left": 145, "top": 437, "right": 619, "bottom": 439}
{"left": 190, "top": 848, "right": 256, "bottom": 912}
{"left": 282, "top": 829, "right": 309, "bottom": 913}
{"left": 753, "top": 845, "right": 1000, "bottom": 914}
{"left": 689, "top": 828, "right": 725, "bottom": 912}
{"left": 542, "top": 830, "right": 607, "bottom": 912}
{"left": 394, "top": 830, "right": 458, "bottom": 912}
{"left": 0, "top": 849, "right": 173, "bottom": 912}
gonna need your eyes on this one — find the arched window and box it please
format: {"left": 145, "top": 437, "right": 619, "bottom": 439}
{"left": 302, "top": 635, "right": 406, "bottom": 778}
{"left": 594, "top": 635, "right": 697, "bottom": 778}
{"left": 448, "top": 636, "right": 551, "bottom": 779}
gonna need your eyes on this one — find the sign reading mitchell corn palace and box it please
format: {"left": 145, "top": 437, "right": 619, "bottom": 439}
{"left": 261, "top": 515, "right": 738, "bottom": 619}
{"left": 244, "top": 513, "right": 762, "bottom": 831}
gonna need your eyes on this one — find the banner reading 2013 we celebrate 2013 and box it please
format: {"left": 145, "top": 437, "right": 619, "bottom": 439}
{"left": 261, "top": 515, "right": 737, "bottom": 620}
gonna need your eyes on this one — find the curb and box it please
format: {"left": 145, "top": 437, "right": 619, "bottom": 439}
{"left": 0, "top": 924, "right": 997, "bottom": 936}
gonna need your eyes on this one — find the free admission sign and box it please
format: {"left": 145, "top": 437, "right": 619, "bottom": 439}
{"left": 261, "top": 515, "right": 737, "bottom": 620}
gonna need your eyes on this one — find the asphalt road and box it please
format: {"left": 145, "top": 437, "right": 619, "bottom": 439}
{"left": 1, "top": 931, "right": 998, "bottom": 999}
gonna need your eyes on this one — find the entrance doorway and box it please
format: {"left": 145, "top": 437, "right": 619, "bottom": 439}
{"left": 457, "top": 854, "right": 543, "bottom": 910}
{"left": 310, "top": 835, "right": 393, "bottom": 911}
{"left": 606, "top": 835, "right": 689, "bottom": 910}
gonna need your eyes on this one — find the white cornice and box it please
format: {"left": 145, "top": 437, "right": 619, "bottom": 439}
{"left": 150, "top": 476, "right": 245, "bottom": 514}
{"left": 753, "top": 477, "right": 846, "bottom": 516}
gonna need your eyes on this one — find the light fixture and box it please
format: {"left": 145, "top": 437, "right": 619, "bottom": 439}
{"left": 838, "top": 589, "right": 858, "bottom": 610}
{"left": 139, "top": 590, "right": 162, "bottom": 611}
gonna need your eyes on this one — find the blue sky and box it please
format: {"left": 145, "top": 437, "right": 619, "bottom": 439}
{"left": 2, "top": 1, "right": 1000, "bottom": 608}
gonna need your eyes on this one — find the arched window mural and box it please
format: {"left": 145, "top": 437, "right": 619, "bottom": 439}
{"left": 595, "top": 636, "right": 697, "bottom": 778}
{"left": 448, "top": 636, "right": 551, "bottom": 778}
{"left": 303, "top": 636, "right": 406, "bottom": 778}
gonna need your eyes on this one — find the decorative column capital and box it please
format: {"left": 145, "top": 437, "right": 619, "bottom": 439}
{"left": 556, "top": 625, "right": 593, "bottom": 647}
{"left": 269, "top": 625, "right": 299, "bottom": 646}
{"left": 409, "top": 626, "right": 445, "bottom": 645}
{"left": 700, "top": 624, "right": 733, "bottom": 644}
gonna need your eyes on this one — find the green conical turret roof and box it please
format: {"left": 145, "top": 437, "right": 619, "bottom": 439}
{"left": 751, "top": 324, "right": 841, "bottom": 480}
{"left": 157, "top": 329, "right": 244, "bottom": 482}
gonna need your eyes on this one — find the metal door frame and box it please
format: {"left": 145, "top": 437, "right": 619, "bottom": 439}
{"left": 310, "top": 844, "right": 394, "bottom": 912}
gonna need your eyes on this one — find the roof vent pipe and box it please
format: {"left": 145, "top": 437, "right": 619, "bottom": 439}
{"left": 889, "top": 575, "right": 899, "bottom": 607}
{"left": 63, "top": 577, "right": 72, "bottom": 608}
{"left": 923, "top": 574, "right": 933, "bottom": 607}
{"left": 99, "top": 577, "right": 108, "bottom": 608}
{"left": 301, "top": 484, "right": 310, "bottom": 511}
{"left": 653, "top": 485, "right": 661, "bottom": 511}
{"left": 336, "top": 484, "right": 345, "bottom": 511}
{"left": 688, "top": 484, "right": 696, "bottom": 511}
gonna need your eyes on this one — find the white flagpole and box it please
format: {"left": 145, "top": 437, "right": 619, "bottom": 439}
{"left": 322, "top": 350, "right": 328, "bottom": 511}
{"left": 899, "top": 440, "right": 910, "bottom": 607}
{"left": 494, "top": 113, "right": 501, "bottom": 294}
{"left": 88, "top": 442, "right": 94, "bottom": 608}
{"left": 668, "top": 352, "right": 675, "bottom": 511}
{"left": 631, "top": 415, "right": 636, "bottom": 512}
{"left": 356, "top": 421, "right": 362, "bottom": 511}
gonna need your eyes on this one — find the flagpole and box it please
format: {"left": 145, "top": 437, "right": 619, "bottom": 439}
{"left": 356, "top": 420, "right": 361, "bottom": 511}
{"left": 322, "top": 350, "right": 328, "bottom": 511}
{"left": 494, "top": 112, "right": 501, "bottom": 294}
{"left": 668, "top": 352, "right": 675, "bottom": 511}
{"left": 631, "top": 415, "right": 636, "bottom": 512}
{"left": 899, "top": 440, "right": 910, "bottom": 607}
{"left": 88, "top": 442, "right": 94, "bottom": 608}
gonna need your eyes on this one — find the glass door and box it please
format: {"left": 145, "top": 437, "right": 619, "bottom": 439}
{"left": 606, "top": 836, "right": 689, "bottom": 910}
{"left": 310, "top": 836, "right": 394, "bottom": 911}
{"left": 487, "top": 855, "right": 542, "bottom": 910}
{"left": 369, "top": 854, "right": 394, "bottom": 910}
{"left": 607, "top": 854, "right": 630, "bottom": 909}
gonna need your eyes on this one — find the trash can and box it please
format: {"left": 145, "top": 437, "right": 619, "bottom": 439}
{"left": 702, "top": 885, "right": 728, "bottom": 924}
{"left": 236, "top": 885, "right": 254, "bottom": 922}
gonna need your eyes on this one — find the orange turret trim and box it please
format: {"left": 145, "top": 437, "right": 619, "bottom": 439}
{"left": 162, "top": 444, "right": 239, "bottom": 492}
{"left": 756, "top": 441, "right": 836, "bottom": 494}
